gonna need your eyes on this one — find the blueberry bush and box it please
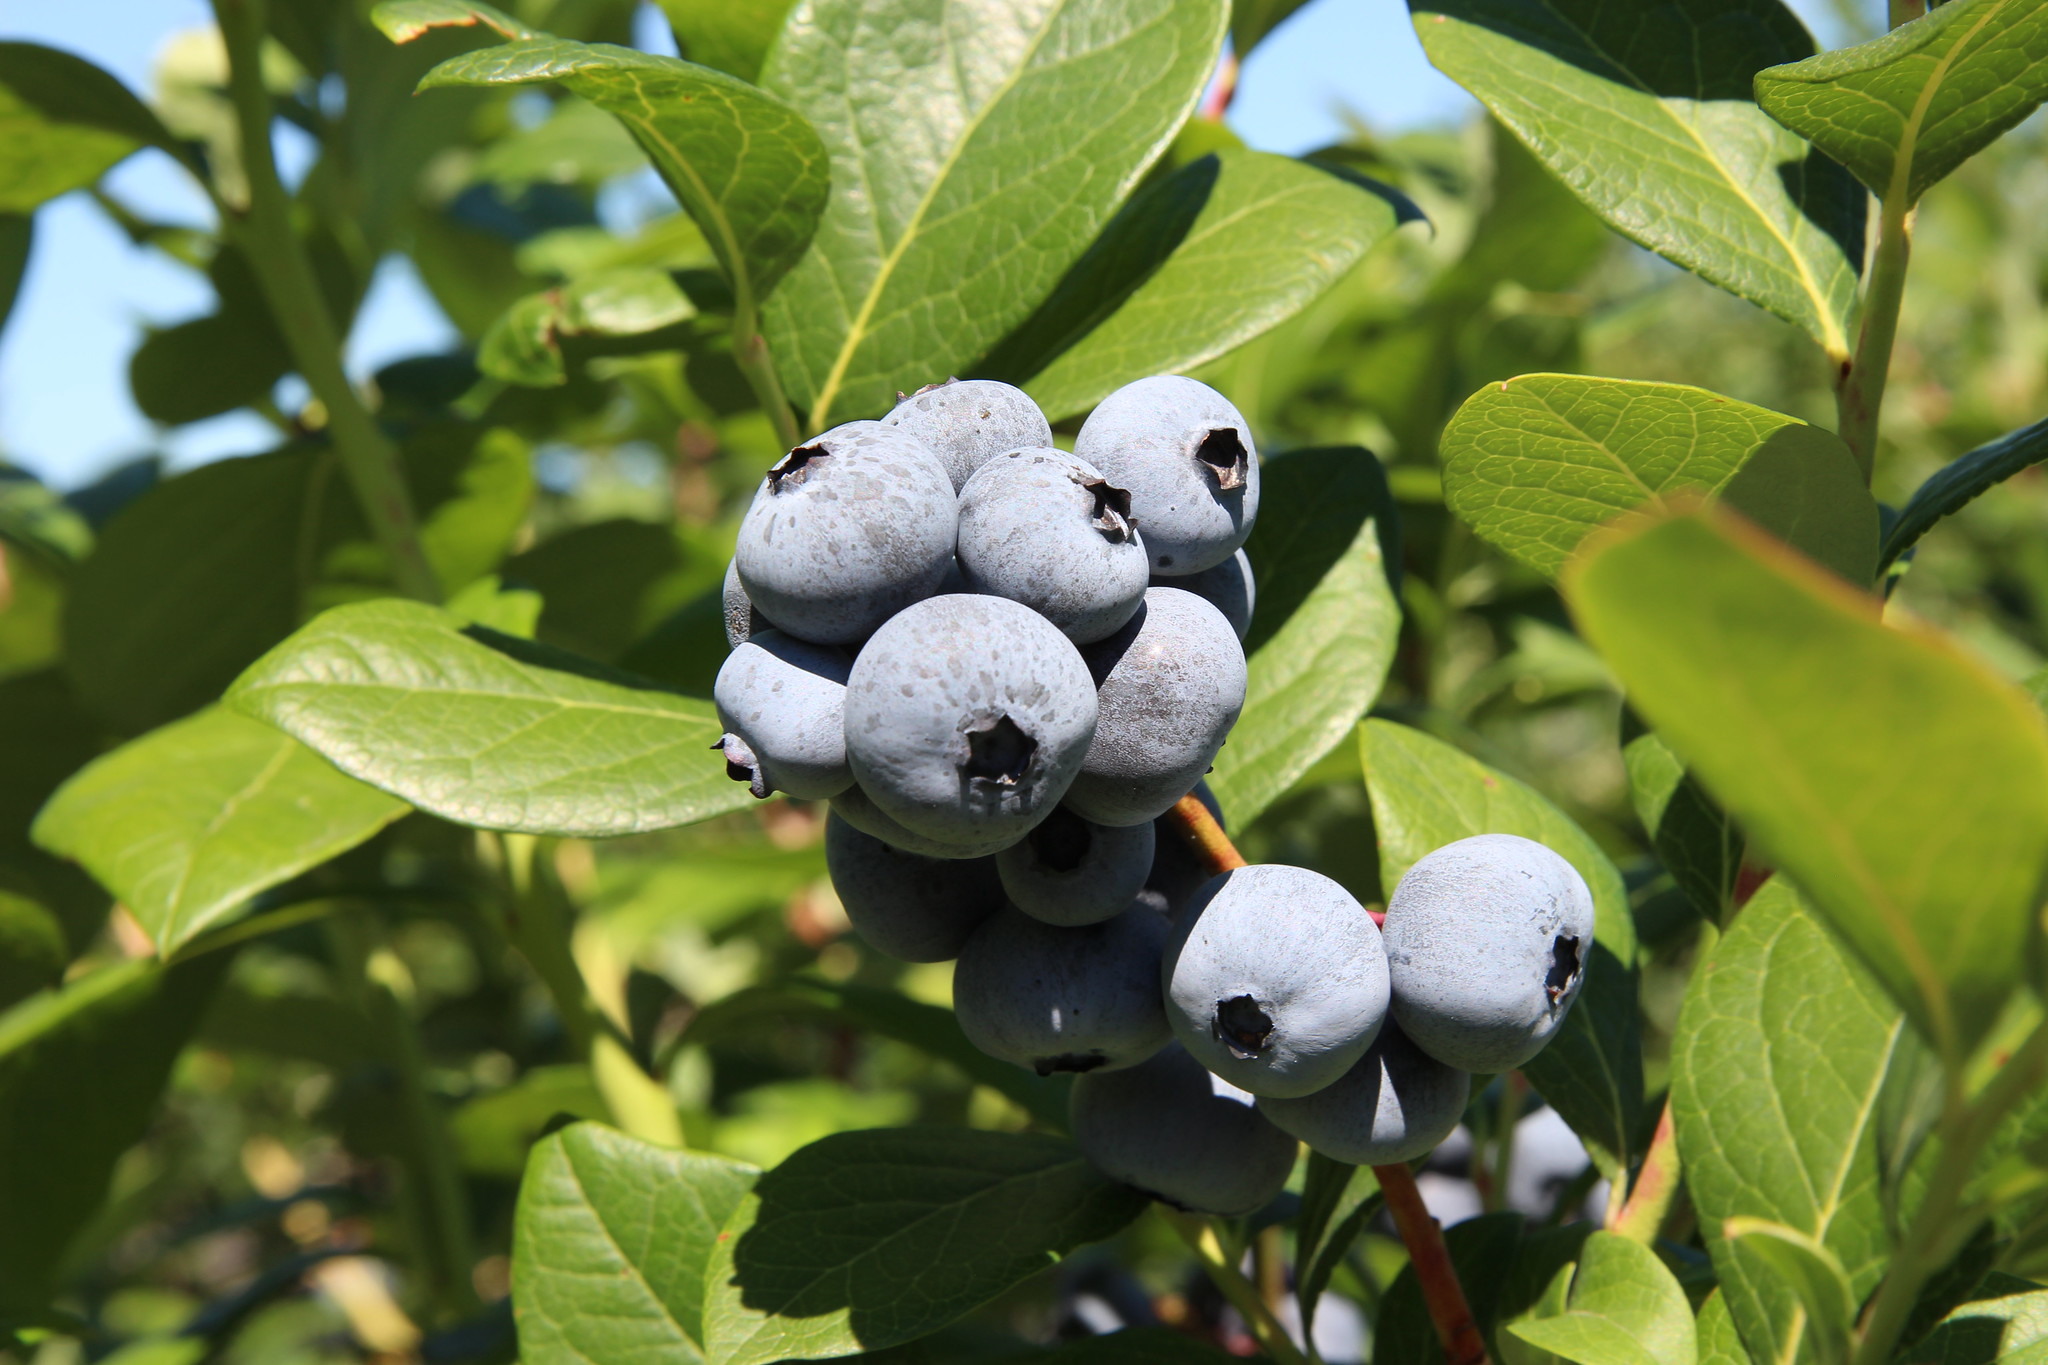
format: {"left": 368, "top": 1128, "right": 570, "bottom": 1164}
{"left": 4, "top": 0, "right": 2048, "bottom": 1363}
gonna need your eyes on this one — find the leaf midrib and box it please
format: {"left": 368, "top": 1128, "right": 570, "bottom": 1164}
{"left": 1885, "top": 0, "right": 2008, "bottom": 205}
{"left": 157, "top": 732, "right": 297, "bottom": 943}
{"left": 805, "top": 1, "right": 1072, "bottom": 428}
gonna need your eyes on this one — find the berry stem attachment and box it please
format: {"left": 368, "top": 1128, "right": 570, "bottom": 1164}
{"left": 1158, "top": 1208, "right": 1311, "bottom": 1365}
{"left": 1162, "top": 796, "right": 1492, "bottom": 1365}
{"left": 1376, "top": 1161, "right": 1492, "bottom": 1365}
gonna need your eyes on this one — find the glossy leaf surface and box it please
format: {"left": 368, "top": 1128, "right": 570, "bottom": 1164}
{"left": 1410, "top": 0, "right": 1864, "bottom": 354}
{"left": 1361, "top": 719, "right": 1641, "bottom": 1180}
{"left": 32, "top": 708, "right": 408, "bottom": 956}
{"left": 760, "top": 0, "right": 1227, "bottom": 428}
{"left": 1210, "top": 447, "right": 1400, "bottom": 827}
{"left": 701, "top": 1127, "right": 1146, "bottom": 1364}
{"left": 1566, "top": 506, "right": 2048, "bottom": 1055}
{"left": 1881, "top": 412, "right": 2048, "bottom": 571}
{"left": 1756, "top": 0, "right": 2048, "bottom": 203}
{"left": 1671, "top": 881, "right": 1903, "bottom": 1365}
{"left": 228, "top": 600, "right": 752, "bottom": 837}
{"left": 1441, "top": 374, "right": 1877, "bottom": 584}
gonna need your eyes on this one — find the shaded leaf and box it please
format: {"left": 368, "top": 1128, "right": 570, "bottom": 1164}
{"left": 1881, "top": 413, "right": 2048, "bottom": 572}
{"left": 994, "top": 151, "right": 1400, "bottom": 420}
{"left": 1441, "top": 374, "right": 1877, "bottom": 584}
{"left": 1911, "top": 1281, "right": 2048, "bottom": 1364}
{"left": 1296, "top": 1154, "right": 1380, "bottom": 1333}
{"left": 31, "top": 708, "right": 408, "bottom": 956}
{"left": 1409, "top": 0, "right": 1864, "bottom": 354}
{"left": 702, "top": 1127, "right": 1146, "bottom": 1365}
{"left": 1721, "top": 1219, "right": 1852, "bottom": 1365}
{"left": 1360, "top": 719, "right": 1642, "bottom": 1180}
{"left": 760, "top": 0, "right": 1228, "bottom": 428}
{"left": 408, "top": 33, "right": 827, "bottom": 311}
{"left": 1694, "top": 1291, "right": 1749, "bottom": 1365}
{"left": 513, "top": 1122, "right": 757, "bottom": 1365}
{"left": 1756, "top": 0, "right": 2048, "bottom": 204}
{"left": 655, "top": 0, "right": 798, "bottom": 82}
{"left": 1670, "top": 880, "right": 1902, "bottom": 1365}
{"left": 228, "top": 599, "right": 753, "bottom": 836}
{"left": 0, "top": 43, "right": 182, "bottom": 211}
{"left": 1231, "top": 0, "right": 1313, "bottom": 56}
{"left": 481, "top": 268, "right": 697, "bottom": 386}
{"left": 1564, "top": 505, "right": 2048, "bottom": 1057}
{"left": 1209, "top": 448, "right": 1400, "bottom": 827}
{"left": 1376, "top": 1212, "right": 1528, "bottom": 1364}
{"left": 1506, "top": 1230, "right": 1697, "bottom": 1365}
{"left": 1622, "top": 723, "right": 1741, "bottom": 924}
{"left": 0, "top": 954, "right": 229, "bottom": 1313}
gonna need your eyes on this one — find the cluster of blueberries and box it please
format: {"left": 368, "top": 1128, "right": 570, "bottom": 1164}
{"left": 715, "top": 375, "right": 1593, "bottom": 1215}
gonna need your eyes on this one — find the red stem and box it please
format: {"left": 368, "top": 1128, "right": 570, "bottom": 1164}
{"left": 1163, "top": 798, "right": 1492, "bottom": 1365}
{"left": 1608, "top": 1097, "right": 1678, "bottom": 1242}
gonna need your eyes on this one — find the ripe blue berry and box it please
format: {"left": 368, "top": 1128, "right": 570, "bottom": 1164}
{"left": 882, "top": 378, "right": 1054, "bottom": 491}
{"left": 723, "top": 558, "right": 765, "bottom": 648}
{"left": 843, "top": 594, "right": 1097, "bottom": 847}
{"left": 1064, "top": 587, "right": 1246, "bottom": 827}
{"left": 1074, "top": 375, "right": 1259, "bottom": 576}
{"left": 1258, "top": 1023, "right": 1469, "bottom": 1166}
{"left": 1163, "top": 864, "right": 1389, "bottom": 1098}
{"left": 1156, "top": 548, "right": 1254, "bottom": 643}
{"left": 995, "top": 805, "right": 1154, "bottom": 927}
{"left": 713, "top": 629, "right": 854, "bottom": 800}
{"left": 956, "top": 449, "right": 1149, "bottom": 644}
{"left": 734, "top": 421, "right": 955, "bottom": 644}
{"left": 1071, "top": 1044, "right": 1298, "bottom": 1216}
{"left": 1381, "top": 833, "right": 1595, "bottom": 1073}
{"left": 953, "top": 903, "right": 1173, "bottom": 1076}
{"left": 829, "top": 782, "right": 1023, "bottom": 860}
{"left": 824, "top": 814, "right": 1003, "bottom": 961}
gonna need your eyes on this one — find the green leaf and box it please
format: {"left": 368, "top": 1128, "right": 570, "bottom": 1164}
{"left": 1693, "top": 1291, "right": 1748, "bottom": 1365}
{"left": 1377, "top": 1212, "right": 1530, "bottom": 1364}
{"left": 30, "top": 708, "right": 408, "bottom": 956}
{"left": 1441, "top": 374, "right": 1877, "bottom": 584}
{"left": 414, "top": 427, "right": 535, "bottom": 595}
{"left": 995, "top": 151, "right": 1401, "bottom": 421}
{"left": 480, "top": 268, "right": 698, "bottom": 387}
{"left": 1231, "top": 0, "right": 1313, "bottom": 56}
{"left": 228, "top": 599, "right": 755, "bottom": 837}
{"left": 759, "top": 0, "right": 1228, "bottom": 428}
{"left": 1296, "top": 1154, "right": 1381, "bottom": 1333}
{"left": 1881, "top": 413, "right": 2048, "bottom": 572}
{"left": 1755, "top": 0, "right": 2048, "bottom": 205}
{"left": 1359, "top": 719, "right": 1642, "bottom": 1180}
{"left": 654, "top": 0, "right": 798, "bottom": 82}
{"left": 1911, "top": 1281, "right": 2048, "bottom": 1364}
{"left": 1208, "top": 448, "right": 1401, "bottom": 828}
{"left": 1622, "top": 723, "right": 1741, "bottom": 924}
{"left": 0, "top": 43, "right": 182, "bottom": 212}
{"left": 1040, "top": 1331, "right": 1241, "bottom": 1363}
{"left": 1719, "top": 1219, "right": 1853, "bottom": 1365}
{"left": 1670, "top": 880, "right": 1903, "bottom": 1365}
{"left": 687, "top": 980, "right": 1070, "bottom": 1131}
{"left": 1564, "top": 505, "right": 2048, "bottom": 1057}
{"left": 513, "top": 1122, "right": 758, "bottom": 1365}
{"left": 1409, "top": 0, "right": 1864, "bottom": 355}
{"left": 702, "top": 1128, "right": 1146, "bottom": 1365}
{"left": 0, "top": 671, "right": 108, "bottom": 953}
{"left": 0, "top": 954, "right": 229, "bottom": 1313}
{"left": 0, "top": 892, "right": 64, "bottom": 1011}
{"left": 407, "top": 33, "right": 828, "bottom": 309}
{"left": 0, "top": 213, "right": 31, "bottom": 339}
{"left": 370, "top": 1, "right": 534, "bottom": 42}
{"left": 1506, "top": 1231, "right": 1698, "bottom": 1365}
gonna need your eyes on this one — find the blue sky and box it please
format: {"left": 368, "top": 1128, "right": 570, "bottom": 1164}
{"left": 0, "top": 0, "right": 1851, "bottom": 488}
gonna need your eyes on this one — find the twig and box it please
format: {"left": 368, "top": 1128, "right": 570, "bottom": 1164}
{"left": 1159, "top": 1208, "right": 1311, "bottom": 1365}
{"left": 1608, "top": 1097, "right": 1679, "bottom": 1242}
{"left": 1163, "top": 798, "right": 1491, "bottom": 1365}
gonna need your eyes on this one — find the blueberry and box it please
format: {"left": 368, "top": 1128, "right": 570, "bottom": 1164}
{"left": 882, "top": 378, "right": 1054, "bottom": 492}
{"left": 723, "top": 558, "right": 766, "bottom": 648}
{"left": 1064, "top": 587, "right": 1246, "bottom": 827}
{"left": 1156, "top": 548, "right": 1254, "bottom": 643}
{"left": 956, "top": 449, "right": 1149, "bottom": 644}
{"left": 1071, "top": 1043, "right": 1298, "bottom": 1216}
{"left": 843, "top": 594, "right": 1098, "bottom": 846}
{"left": 1074, "top": 375, "right": 1259, "bottom": 576}
{"left": 829, "top": 782, "right": 1024, "bottom": 860}
{"left": 712, "top": 629, "right": 854, "bottom": 800}
{"left": 1257, "top": 1022, "right": 1470, "bottom": 1165}
{"left": 1381, "top": 833, "right": 1595, "bottom": 1073}
{"left": 1144, "top": 780, "right": 1223, "bottom": 920}
{"left": 734, "top": 421, "right": 956, "bottom": 644}
{"left": 824, "top": 814, "right": 1004, "bottom": 960}
{"left": 953, "top": 903, "right": 1173, "bottom": 1076}
{"left": 1162, "top": 864, "right": 1389, "bottom": 1098}
{"left": 995, "top": 805, "right": 1155, "bottom": 927}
